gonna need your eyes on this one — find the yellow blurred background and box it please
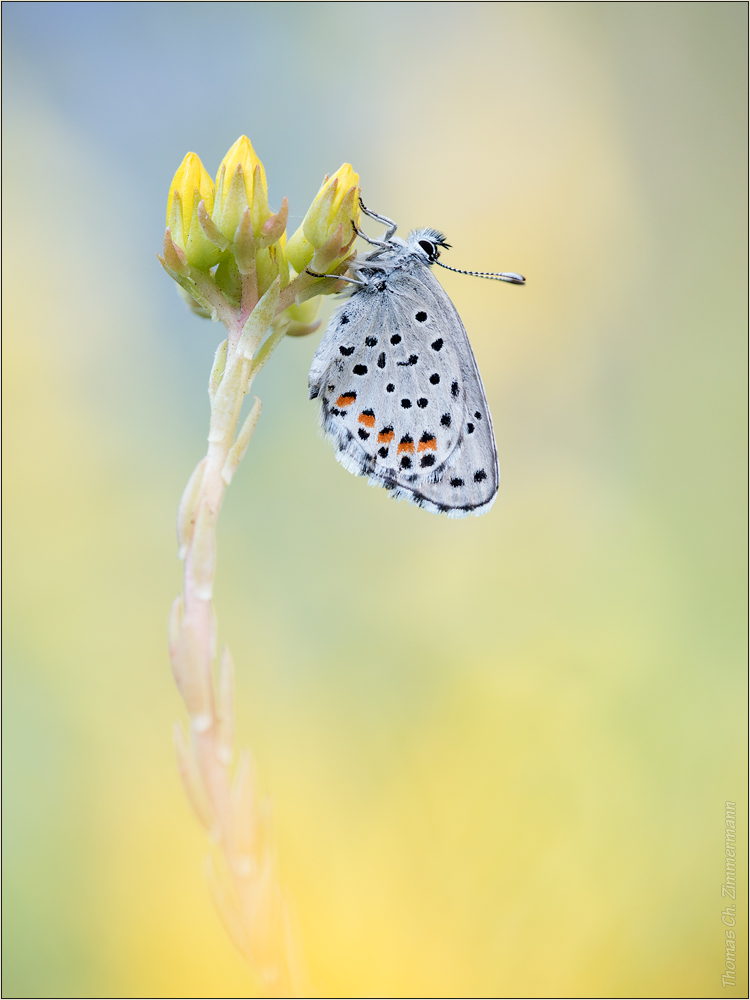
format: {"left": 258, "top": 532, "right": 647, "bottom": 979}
{"left": 3, "top": 3, "right": 746, "bottom": 997}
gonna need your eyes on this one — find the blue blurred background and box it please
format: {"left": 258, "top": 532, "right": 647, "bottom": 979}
{"left": 3, "top": 3, "right": 746, "bottom": 996}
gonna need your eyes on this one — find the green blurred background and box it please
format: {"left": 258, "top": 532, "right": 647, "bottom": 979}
{"left": 3, "top": 3, "right": 746, "bottom": 997}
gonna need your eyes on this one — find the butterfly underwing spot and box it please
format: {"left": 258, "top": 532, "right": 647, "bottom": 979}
{"left": 431, "top": 338, "right": 443, "bottom": 351}
{"left": 386, "top": 383, "right": 395, "bottom": 392}
{"left": 440, "top": 413, "right": 451, "bottom": 427}
{"left": 353, "top": 364, "right": 368, "bottom": 375}
{"left": 417, "top": 398, "right": 428, "bottom": 408}
{"left": 358, "top": 428, "right": 370, "bottom": 440}
{"left": 397, "top": 354, "right": 419, "bottom": 366}
{"left": 339, "top": 345, "right": 355, "bottom": 356}
{"left": 401, "top": 398, "right": 412, "bottom": 408}
{"left": 420, "top": 454, "right": 436, "bottom": 468}
{"left": 467, "top": 422, "right": 474, "bottom": 434}
{"left": 429, "top": 373, "right": 440, "bottom": 385}
{"left": 397, "top": 435, "right": 415, "bottom": 454}
{"left": 365, "top": 336, "right": 378, "bottom": 347}
{"left": 415, "top": 311, "right": 428, "bottom": 322}
{"left": 390, "top": 334, "right": 401, "bottom": 344}
{"left": 451, "top": 381, "right": 460, "bottom": 398}
{"left": 418, "top": 433, "right": 437, "bottom": 451}
{"left": 358, "top": 410, "right": 375, "bottom": 427}
{"left": 340, "top": 315, "right": 349, "bottom": 324}
{"left": 327, "top": 384, "right": 335, "bottom": 392}
{"left": 378, "top": 427, "right": 395, "bottom": 443}
{"left": 474, "top": 469, "right": 487, "bottom": 482}
{"left": 475, "top": 411, "right": 482, "bottom": 419}
{"left": 336, "top": 392, "right": 356, "bottom": 407}
{"left": 400, "top": 456, "right": 412, "bottom": 469}
{"left": 377, "top": 352, "right": 386, "bottom": 368}
{"left": 378, "top": 446, "right": 389, "bottom": 457}
{"left": 450, "top": 478, "right": 464, "bottom": 488}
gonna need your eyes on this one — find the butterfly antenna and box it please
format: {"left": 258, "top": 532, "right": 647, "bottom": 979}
{"left": 435, "top": 260, "right": 525, "bottom": 284}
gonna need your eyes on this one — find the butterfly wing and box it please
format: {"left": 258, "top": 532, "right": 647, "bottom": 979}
{"left": 386, "top": 266, "right": 500, "bottom": 516}
{"left": 309, "top": 265, "right": 499, "bottom": 517}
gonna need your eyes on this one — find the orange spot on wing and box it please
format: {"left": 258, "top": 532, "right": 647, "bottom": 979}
{"left": 358, "top": 412, "right": 375, "bottom": 428}
{"left": 378, "top": 428, "right": 394, "bottom": 443}
{"left": 418, "top": 437, "right": 437, "bottom": 452}
{"left": 397, "top": 441, "right": 415, "bottom": 454}
{"left": 336, "top": 393, "right": 356, "bottom": 407}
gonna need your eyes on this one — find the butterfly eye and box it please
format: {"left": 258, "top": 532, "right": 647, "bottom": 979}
{"left": 418, "top": 239, "right": 439, "bottom": 261}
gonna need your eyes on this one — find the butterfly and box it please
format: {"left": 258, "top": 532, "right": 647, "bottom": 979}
{"left": 308, "top": 204, "right": 524, "bottom": 518}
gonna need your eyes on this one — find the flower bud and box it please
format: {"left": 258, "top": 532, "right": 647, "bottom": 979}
{"left": 166, "top": 152, "right": 223, "bottom": 270}
{"left": 282, "top": 297, "right": 321, "bottom": 337}
{"left": 256, "top": 233, "right": 289, "bottom": 298}
{"left": 286, "top": 164, "right": 360, "bottom": 273}
{"left": 212, "top": 136, "right": 272, "bottom": 243}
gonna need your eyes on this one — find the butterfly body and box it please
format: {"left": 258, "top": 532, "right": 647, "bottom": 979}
{"left": 309, "top": 228, "right": 507, "bottom": 518}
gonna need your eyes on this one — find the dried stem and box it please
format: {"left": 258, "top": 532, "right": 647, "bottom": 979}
{"left": 168, "top": 270, "right": 307, "bottom": 996}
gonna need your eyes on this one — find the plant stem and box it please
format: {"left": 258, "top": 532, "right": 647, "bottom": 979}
{"left": 169, "top": 274, "right": 306, "bottom": 995}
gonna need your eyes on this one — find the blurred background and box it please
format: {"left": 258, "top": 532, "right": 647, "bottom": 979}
{"left": 3, "top": 3, "right": 746, "bottom": 997}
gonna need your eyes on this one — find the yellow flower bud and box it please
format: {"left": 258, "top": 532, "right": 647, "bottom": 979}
{"left": 286, "top": 164, "right": 360, "bottom": 273}
{"left": 212, "top": 136, "right": 271, "bottom": 243}
{"left": 256, "top": 232, "right": 289, "bottom": 299}
{"left": 166, "top": 152, "right": 222, "bottom": 270}
{"left": 282, "top": 297, "right": 321, "bottom": 337}
{"left": 284, "top": 229, "right": 314, "bottom": 274}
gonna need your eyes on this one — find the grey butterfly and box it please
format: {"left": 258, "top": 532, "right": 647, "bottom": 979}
{"left": 308, "top": 205, "right": 524, "bottom": 518}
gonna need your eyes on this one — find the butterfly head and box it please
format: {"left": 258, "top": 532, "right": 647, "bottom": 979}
{"left": 407, "top": 228, "right": 452, "bottom": 264}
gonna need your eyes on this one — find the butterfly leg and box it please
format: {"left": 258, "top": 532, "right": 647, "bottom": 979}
{"left": 305, "top": 268, "right": 365, "bottom": 286}
{"left": 353, "top": 223, "right": 391, "bottom": 249}
{"left": 359, "top": 198, "right": 398, "bottom": 241}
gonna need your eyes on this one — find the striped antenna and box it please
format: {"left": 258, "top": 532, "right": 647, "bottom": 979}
{"left": 435, "top": 260, "right": 525, "bottom": 284}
